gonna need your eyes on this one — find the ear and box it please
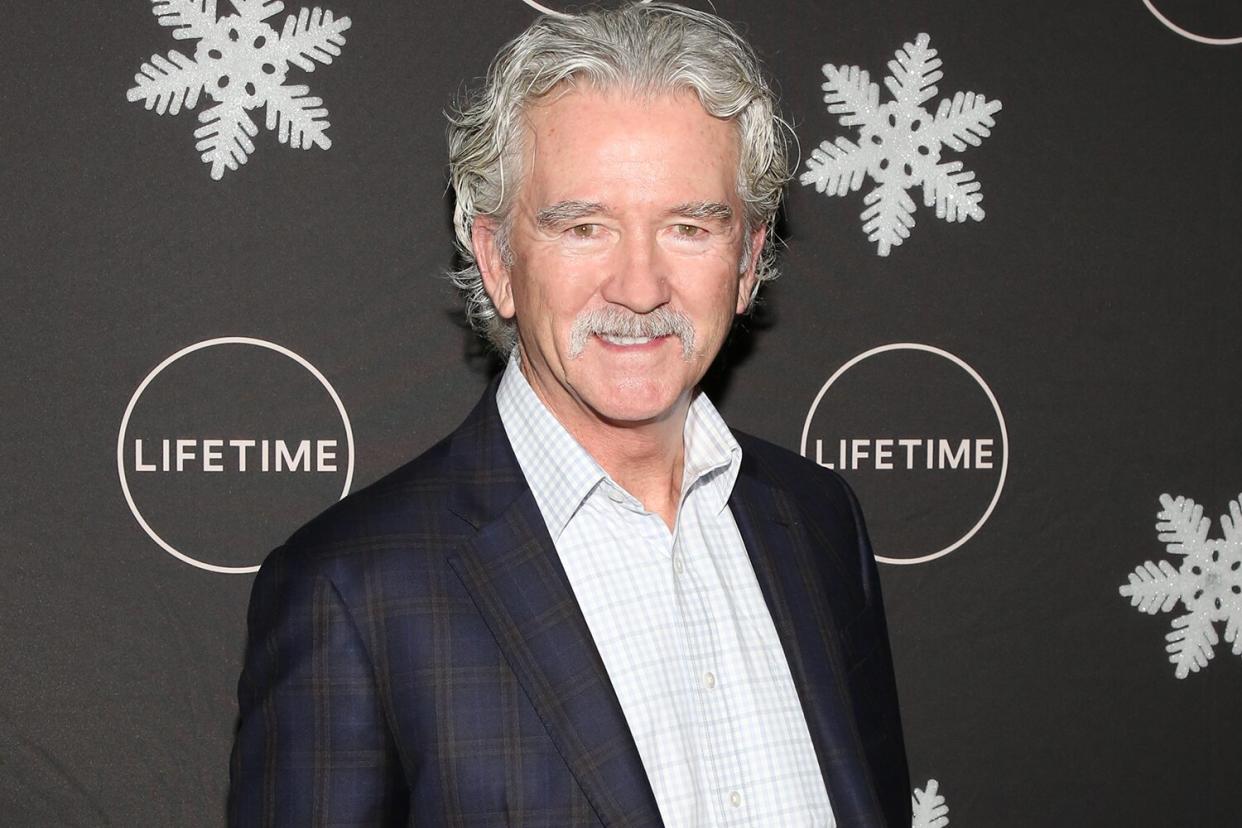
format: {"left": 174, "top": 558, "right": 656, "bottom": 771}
{"left": 472, "top": 216, "right": 515, "bottom": 319}
{"left": 735, "top": 225, "right": 767, "bottom": 314}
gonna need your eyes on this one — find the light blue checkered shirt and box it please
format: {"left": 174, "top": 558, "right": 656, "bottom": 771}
{"left": 497, "top": 355, "right": 836, "bottom": 827}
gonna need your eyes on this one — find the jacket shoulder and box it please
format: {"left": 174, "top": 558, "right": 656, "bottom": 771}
{"left": 732, "top": 429, "right": 875, "bottom": 594}
{"left": 295, "top": 434, "right": 457, "bottom": 543}
{"left": 733, "top": 429, "right": 857, "bottom": 511}
{"left": 273, "top": 429, "right": 464, "bottom": 569}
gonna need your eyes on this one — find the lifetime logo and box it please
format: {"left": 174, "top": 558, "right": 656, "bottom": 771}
{"left": 131, "top": 438, "right": 340, "bottom": 473}
{"left": 801, "top": 343, "right": 1008, "bottom": 565}
{"left": 117, "top": 337, "right": 354, "bottom": 574}
{"left": 814, "top": 437, "right": 996, "bottom": 471}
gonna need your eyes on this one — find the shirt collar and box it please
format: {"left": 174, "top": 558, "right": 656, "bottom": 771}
{"left": 497, "top": 354, "right": 607, "bottom": 539}
{"left": 495, "top": 352, "right": 743, "bottom": 538}
{"left": 681, "top": 386, "right": 743, "bottom": 514}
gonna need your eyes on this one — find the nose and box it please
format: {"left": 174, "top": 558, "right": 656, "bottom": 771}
{"left": 599, "top": 231, "right": 671, "bottom": 314}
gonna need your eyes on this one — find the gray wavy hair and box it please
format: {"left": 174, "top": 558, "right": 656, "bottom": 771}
{"left": 446, "top": 1, "right": 792, "bottom": 352}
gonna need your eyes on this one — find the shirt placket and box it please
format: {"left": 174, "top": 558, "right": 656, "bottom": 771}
{"left": 672, "top": 493, "right": 751, "bottom": 827}
{"left": 604, "top": 487, "right": 697, "bottom": 820}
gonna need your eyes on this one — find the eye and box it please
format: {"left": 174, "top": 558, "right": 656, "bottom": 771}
{"left": 568, "top": 224, "right": 599, "bottom": 239}
{"left": 674, "top": 224, "right": 704, "bottom": 238}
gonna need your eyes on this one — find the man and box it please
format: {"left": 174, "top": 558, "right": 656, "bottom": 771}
{"left": 230, "top": 3, "right": 910, "bottom": 826}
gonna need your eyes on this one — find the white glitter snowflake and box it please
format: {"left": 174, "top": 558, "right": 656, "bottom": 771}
{"left": 1120, "top": 494, "right": 1242, "bottom": 679}
{"left": 126, "top": 0, "right": 352, "bottom": 180}
{"left": 800, "top": 34, "right": 1002, "bottom": 256}
{"left": 912, "top": 778, "right": 949, "bottom": 828}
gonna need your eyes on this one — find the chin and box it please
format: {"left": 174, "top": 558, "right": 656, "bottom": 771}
{"left": 578, "top": 376, "right": 687, "bottom": 425}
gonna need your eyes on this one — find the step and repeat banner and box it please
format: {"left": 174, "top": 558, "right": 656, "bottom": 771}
{"left": 2, "top": 0, "right": 1239, "bottom": 824}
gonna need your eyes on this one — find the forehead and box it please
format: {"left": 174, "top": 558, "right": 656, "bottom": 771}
{"left": 517, "top": 86, "right": 741, "bottom": 208}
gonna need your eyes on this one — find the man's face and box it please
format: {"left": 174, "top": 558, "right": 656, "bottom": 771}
{"left": 476, "top": 86, "right": 764, "bottom": 429}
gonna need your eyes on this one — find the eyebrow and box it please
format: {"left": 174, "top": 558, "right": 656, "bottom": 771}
{"left": 534, "top": 200, "right": 735, "bottom": 233}
{"left": 535, "top": 200, "right": 608, "bottom": 231}
{"left": 670, "top": 201, "right": 734, "bottom": 223}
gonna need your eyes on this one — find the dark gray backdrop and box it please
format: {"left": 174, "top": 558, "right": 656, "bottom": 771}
{"left": 2, "top": 0, "right": 1240, "bottom": 824}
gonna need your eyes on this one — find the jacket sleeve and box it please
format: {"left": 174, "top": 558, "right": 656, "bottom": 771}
{"left": 228, "top": 544, "right": 408, "bottom": 826}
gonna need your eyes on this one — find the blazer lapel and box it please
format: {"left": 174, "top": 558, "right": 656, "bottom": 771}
{"left": 444, "top": 389, "right": 662, "bottom": 828}
{"left": 730, "top": 470, "right": 887, "bottom": 827}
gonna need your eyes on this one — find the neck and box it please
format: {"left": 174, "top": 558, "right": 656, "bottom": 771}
{"left": 520, "top": 358, "right": 689, "bottom": 530}
{"left": 587, "top": 414, "right": 687, "bottom": 528}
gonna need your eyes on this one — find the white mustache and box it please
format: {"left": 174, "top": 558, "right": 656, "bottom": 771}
{"left": 568, "top": 307, "right": 696, "bottom": 360}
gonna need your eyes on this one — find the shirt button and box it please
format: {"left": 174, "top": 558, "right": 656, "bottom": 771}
{"left": 606, "top": 487, "right": 625, "bottom": 504}
{"left": 729, "top": 791, "right": 742, "bottom": 808}
{"left": 673, "top": 557, "right": 684, "bottom": 573}
{"left": 703, "top": 671, "right": 716, "bottom": 689}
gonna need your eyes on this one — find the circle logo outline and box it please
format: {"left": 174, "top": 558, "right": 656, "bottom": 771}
{"left": 117, "top": 336, "right": 355, "bottom": 574}
{"left": 799, "top": 342, "right": 1009, "bottom": 565}
{"left": 521, "top": 0, "right": 652, "bottom": 19}
{"left": 1140, "top": 0, "right": 1242, "bottom": 45}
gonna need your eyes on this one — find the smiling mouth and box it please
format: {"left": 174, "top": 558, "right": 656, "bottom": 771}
{"left": 569, "top": 308, "right": 696, "bottom": 360}
{"left": 598, "top": 334, "right": 663, "bottom": 346}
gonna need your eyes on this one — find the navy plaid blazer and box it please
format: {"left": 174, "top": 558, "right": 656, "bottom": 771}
{"left": 229, "top": 384, "right": 911, "bottom": 826}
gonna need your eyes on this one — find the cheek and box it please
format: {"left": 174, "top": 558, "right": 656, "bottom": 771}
{"left": 703, "top": 277, "right": 744, "bottom": 321}
{"left": 518, "top": 261, "right": 599, "bottom": 331}
{"left": 702, "top": 283, "right": 746, "bottom": 344}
